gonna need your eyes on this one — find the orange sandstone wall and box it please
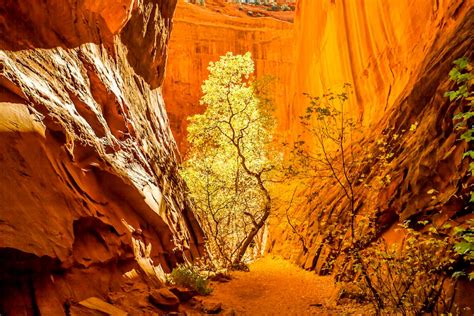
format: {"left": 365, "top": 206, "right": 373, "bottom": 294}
{"left": 163, "top": 0, "right": 294, "bottom": 153}
{"left": 289, "top": 0, "right": 473, "bottom": 131}
{"left": 0, "top": 0, "right": 204, "bottom": 313}
{"left": 270, "top": 0, "right": 473, "bottom": 306}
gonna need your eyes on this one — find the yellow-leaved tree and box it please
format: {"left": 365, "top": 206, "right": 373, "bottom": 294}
{"left": 180, "top": 52, "right": 279, "bottom": 268}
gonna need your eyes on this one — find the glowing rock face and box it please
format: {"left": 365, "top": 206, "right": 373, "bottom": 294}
{"left": 290, "top": 0, "right": 473, "bottom": 131}
{"left": 269, "top": 3, "right": 474, "bottom": 309}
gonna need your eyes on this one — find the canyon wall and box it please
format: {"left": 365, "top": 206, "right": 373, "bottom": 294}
{"left": 163, "top": 0, "right": 294, "bottom": 153}
{"left": 288, "top": 0, "right": 473, "bottom": 130}
{"left": 0, "top": 0, "right": 205, "bottom": 314}
{"left": 269, "top": 0, "right": 473, "bottom": 307}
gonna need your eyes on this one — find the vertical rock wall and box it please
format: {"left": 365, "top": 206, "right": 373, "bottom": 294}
{"left": 289, "top": 0, "right": 474, "bottom": 133}
{"left": 0, "top": 0, "right": 204, "bottom": 314}
{"left": 269, "top": 1, "right": 473, "bottom": 307}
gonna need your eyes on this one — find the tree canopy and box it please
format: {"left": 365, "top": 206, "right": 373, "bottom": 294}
{"left": 181, "top": 52, "right": 277, "bottom": 267}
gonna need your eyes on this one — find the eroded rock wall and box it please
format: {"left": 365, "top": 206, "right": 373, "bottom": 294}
{"left": 288, "top": 0, "right": 474, "bottom": 135}
{"left": 0, "top": 0, "right": 204, "bottom": 314}
{"left": 269, "top": 1, "right": 473, "bottom": 305}
{"left": 163, "top": 0, "right": 294, "bottom": 153}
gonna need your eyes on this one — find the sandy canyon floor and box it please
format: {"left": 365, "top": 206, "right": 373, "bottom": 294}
{"left": 185, "top": 257, "right": 371, "bottom": 315}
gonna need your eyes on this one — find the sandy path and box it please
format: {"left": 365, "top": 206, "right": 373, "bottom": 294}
{"left": 194, "top": 257, "right": 369, "bottom": 315}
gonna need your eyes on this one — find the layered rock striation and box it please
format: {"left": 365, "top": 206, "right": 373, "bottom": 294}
{"left": 269, "top": 0, "right": 473, "bottom": 307}
{"left": 0, "top": 0, "right": 204, "bottom": 314}
{"left": 289, "top": 0, "right": 474, "bottom": 129}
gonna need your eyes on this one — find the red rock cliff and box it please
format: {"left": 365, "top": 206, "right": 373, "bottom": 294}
{"left": 269, "top": 0, "right": 473, "bottom": 305}
{"left": 0, "top": 0, "right": 204, "bottom": 313}
{"left": 163, "top": 0, "right": 294, "bottom": 153}
{"left": 285, "top": 0, "right": 474, "bottom": 137}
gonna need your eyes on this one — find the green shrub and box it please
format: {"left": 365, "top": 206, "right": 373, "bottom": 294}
{"left": 169, "top": 264, "right": 213, "bottom": 295}
{"left": 452, "top": 219, "right": 474, "bottom": 281}
{"left": 354, "top": 222, "right": 459, "bottom": 315}
{"left": 445, "top": 56, "right": 473, "bottom": 202}
{"left": 445, "top": 57, "right": 474, "bottom": 281}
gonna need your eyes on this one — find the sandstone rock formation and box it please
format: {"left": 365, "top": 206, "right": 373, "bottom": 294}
{"left": 163, "top": 0, "right": 294, "bottom": 153}
{"left": 269, "top": 0, "right": 473, "bottom": 308}
{"left": 289, "top": 0, "right": 474, "bottom": 132}
{"left": 0, "top": 0, "right": 205, "bottom": 314}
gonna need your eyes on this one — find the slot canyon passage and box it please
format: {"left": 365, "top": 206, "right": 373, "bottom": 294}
{"left": 0, "top": 0, "right": 473, "bottom": 314}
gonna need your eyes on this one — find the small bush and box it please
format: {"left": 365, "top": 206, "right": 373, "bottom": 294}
{"left": 354, "top": 223, "right": 459, "bottom": 314}
{"left": 169, "top": 264, "right": 213, "bottom": 295}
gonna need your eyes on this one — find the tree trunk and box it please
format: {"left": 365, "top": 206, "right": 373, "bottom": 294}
{"left": 233, "top": 204, "right": 270, "bottom": 265}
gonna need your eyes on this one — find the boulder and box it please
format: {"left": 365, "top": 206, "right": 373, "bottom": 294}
{"left": 169, "top": 286, "right": 198, "bottom": 302}
{"left": 149, "top": 288, "right": 180, "bottom": 310}
{"left": 202, "top": 302, "right": 223, "bottom": 314}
